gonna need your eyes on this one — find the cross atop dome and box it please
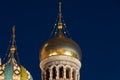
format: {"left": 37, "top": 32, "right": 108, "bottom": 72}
{"left": 10, "top": 26, "right": 16, "bottom": 58}
{"left": 58, "top": 2, "right": 63, "bottom": 30}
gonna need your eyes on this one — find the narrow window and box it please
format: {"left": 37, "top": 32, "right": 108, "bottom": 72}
{"left": 66, "top": 68, "right": 70, "bottom": 79}
{"left": 72, "top": 70, "right": 75, "bottom": 80}
{"left": 59, "top": 67, "right": 63, "bottom": 78}
{"left": 46, "top": 69, "right": 50, "bottom": 80}
{"left": 53, "top": 67, "right": 56, "bottom": 79}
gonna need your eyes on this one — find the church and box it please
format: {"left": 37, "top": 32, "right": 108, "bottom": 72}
{"left": 0, "top": 2, "right": 82, "bottom": 80}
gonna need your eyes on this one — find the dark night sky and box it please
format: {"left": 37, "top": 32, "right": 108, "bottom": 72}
{"left": 0, "top": 0, "right": 120, "bottom": 80}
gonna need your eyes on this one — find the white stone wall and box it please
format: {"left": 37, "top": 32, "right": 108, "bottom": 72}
{"left": 40, "top": 55, "right": 81, "bottom": 80}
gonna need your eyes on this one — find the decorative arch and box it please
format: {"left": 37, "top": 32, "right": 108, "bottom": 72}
{"left": 66, "top": 67, "right": 70, "bottom": 79}
{"left": 46, "top": 68, "right": 50, "bottom": 80}
{"left": 52, "top": 66, "right": 57, "bottom": 79}
{"left": 59, "top": 66, "right": 64, "bottom": 78}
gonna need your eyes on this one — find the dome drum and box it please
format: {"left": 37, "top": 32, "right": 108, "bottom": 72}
{"left": 40, "top": 55, "right": 81, "bottom": 71}
{"left": 40, "top": 55, "right": 81, "bottom": 80}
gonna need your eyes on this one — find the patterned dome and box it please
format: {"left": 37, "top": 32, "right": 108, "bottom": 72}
{"left": 0, "top": 58, "right": 33, "bottom": 80}
{"left": 0, "top": 26, "right": 33, "bottom": 80}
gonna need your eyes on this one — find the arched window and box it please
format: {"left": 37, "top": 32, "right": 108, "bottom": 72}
{"left": 59, "top": 66, "right": 64, "bottom": 78}
{"left": 72, "top": 70, "right": 76, "bottom": 80}
{"left": 52, "top": 67, "right": 56, "bottom": 79}
{"left": 66, "top": 68, "right": 70, "bottom": 79}
{"left": 46, "top": 69, "right": 50, "bottom": 80}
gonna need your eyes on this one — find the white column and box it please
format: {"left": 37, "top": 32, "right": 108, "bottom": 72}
{"left": 75, "top": 71, "right": 79, "bottom": 80}
{"left": 78, "top": 72, "right": 80, "bottom": 80}
{"left": 44, "top": 71, "right": 46, "bottom": 80}
{"left": 49, "top": 68, "right": 52, "bottom": 80}
{"left": 56, "top": 67, "right": 59, "bottom": 79}
{"left": 63, "top": 67, "right": 66, "bottom": 79}
{"left": 70, "top": 68, "right": 73, "bottom": 80}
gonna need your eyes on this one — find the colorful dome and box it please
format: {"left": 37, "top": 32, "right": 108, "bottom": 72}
{"left": 0, "top": 58, "right": 33, "bottom": 80}
{"left": 0, "top": 26, "right": 33, "bottom": 80}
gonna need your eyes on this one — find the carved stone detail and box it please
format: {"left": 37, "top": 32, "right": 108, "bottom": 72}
{"left": 40, "top": 55, "right": 81, "bottom": 80}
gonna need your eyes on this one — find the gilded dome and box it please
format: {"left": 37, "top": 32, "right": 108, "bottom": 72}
{"left": 40, "top": 2, "right": 82, "bottom": 60}
{"left": 40, "top": 30, "right": 82, "bottom": 60}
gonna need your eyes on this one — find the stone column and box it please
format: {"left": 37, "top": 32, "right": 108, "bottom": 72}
{"left": 78, "top": 72, "right": 80, "bottom": 80}
{"left": 70, "top": 68, "right": 73, "bottom": 80}
{"left": 49, "top": 68, "right": 52, "bottom": 80}
{"left": 56, "top": 66, "right": 59, "bottom": 79}
{"left": 63, "top": 67, "right": 66, "bottom": 79}
{"left": 44, "top": 71, "right": 46, "bottom": 80}
{"left": 75, "top": 70, "right": 79, "bottom": 80}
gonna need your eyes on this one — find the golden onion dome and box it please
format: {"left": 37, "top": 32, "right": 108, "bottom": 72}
{"left": 40, "top": 29, "right": 82, "bottom": 60}
{"left": 40, "top": 2, "right": 82, "bottom": 60}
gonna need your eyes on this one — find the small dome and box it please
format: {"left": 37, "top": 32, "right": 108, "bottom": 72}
{"left": 0, "top": 58, "right": 33, "bottom": 80}
{"left": 0, "top": 26, "right": 33, "bottom": 80}
{"left": 40, "top": 33, "right": 82, "bottom": 60}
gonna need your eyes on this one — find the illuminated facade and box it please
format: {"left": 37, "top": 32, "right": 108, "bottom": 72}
{"left": 39, "top": 2, "right": 82, "bottom": 80}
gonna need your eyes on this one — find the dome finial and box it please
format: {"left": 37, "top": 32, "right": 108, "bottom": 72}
{"left": 10, "top": 26, "right": 16, "bottom": 58}
{"left": 59, "top": 2, "right": 62, "bottom": 22}
{"left": 58, "top": 2, "right": 63, "bottom": 29}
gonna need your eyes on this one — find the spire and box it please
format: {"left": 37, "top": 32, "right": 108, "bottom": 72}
{"left": 58, "top": 2, "right": 63, "bottom": 30}
{"left": 58, "top": 2, "right": 62, "bottom": 23}
{"left": 10, "top": 26, "right": 16, "bottom": 58}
